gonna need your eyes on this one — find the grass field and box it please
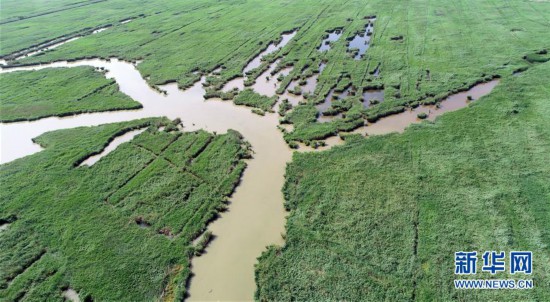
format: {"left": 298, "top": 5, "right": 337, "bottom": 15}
{"left": 3, "top": 0, "right": 550, "bottom": 142}
{"left": 255, "top": 61, "right": 550, "bottom": 301}
{"left": 0, "top": 66, "right": 140, "bottom": 122}
{"left": 0, "top": 118, "right": 250, "bottom": 301}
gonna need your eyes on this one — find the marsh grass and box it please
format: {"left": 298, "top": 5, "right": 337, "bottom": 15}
{"left": 0, "top": 67, "right": 140, "bottom": 122}
{"left": 233, "top": 89, "right": 277, "bottom": 111}
{"left": 417, "top": 112, "right": 428, "bottom": 119}
{"left": 0, "top": 119, "right": 249, "bottom": 301}
{"left": 256, "top": 62, "right": 550, "bottom": 302}
{"left": 7, "top": 0, "right": 546, "bottom": 145}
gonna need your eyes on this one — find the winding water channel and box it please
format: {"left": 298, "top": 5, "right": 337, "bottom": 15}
{"left": 0, "top": 56, "right": 499, "bottom": 300}
{"left": 0, "top": 58, "right": 293, "bottom": 301}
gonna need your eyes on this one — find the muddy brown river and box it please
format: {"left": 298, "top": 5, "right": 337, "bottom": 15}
{"left": 0, "top": 58, "right": 293, "bottom": 301}
{"left": 0, "top": 57, "right": 499, "bottom": 301}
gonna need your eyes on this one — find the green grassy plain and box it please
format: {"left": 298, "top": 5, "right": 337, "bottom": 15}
{"left": 3, "top": 0, "right": 550, "bottom": 142}
{"left": 0, "top": 66, "right": 140, "bottom": 122}
{"left": 255, "top": 62, "right": 550, "bottom": 301}
{"left": 0, "top": 118, "right": 249, "bottom": 301}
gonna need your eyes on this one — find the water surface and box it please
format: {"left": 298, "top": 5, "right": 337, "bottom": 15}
{"left": 318, "top": 30, "right": 342, "bottom": 52}
{"left": 62, "top": 289, "right": 80, "bottom": 302}
{"left": 316, "top": 86, "right": 353, "bottom": 119}
{"left": 357, "top": 80, "right": 500, "bottom": 135}
{"left": 347, "top": 18, "right": 375, "bottom": 60}
{"left": 0, "top": 58, "right": 292, "bottom": 301}
{"left": 362, "top": 89, "right": 384, "bottom": 108}
{"left": 243, "top": 31, "right": 296, "bottom": 73}
{"left": 0, "top": 223, "right": 10, "bottom": 232}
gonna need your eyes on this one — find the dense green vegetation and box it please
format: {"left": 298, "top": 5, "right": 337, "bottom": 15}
{"left": 233, "top": 89, "right": 277, "bottom": 113}
{"left": 0, "top": 118, "right": 250, "bottom": 301}
{"left": 2, "top": 1, "right": 550, "bottom": 301}
{"left": 4, "top": 0, "right": 549, "bottom": 142}
{"left": 255, "top": 62, "right": 550, "bottom": 300}
{"left": 0, "top": 67, "right": 140, "bottom": 122}
{"left": 0, "top": 0, "right": 150, "bottom": 57}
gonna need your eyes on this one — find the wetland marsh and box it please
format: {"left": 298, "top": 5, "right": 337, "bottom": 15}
{"left": 0, "top": 51, "right": 506, "bottom": 301}
{"left": 0, "top": 57, "right": 293, "bottom": 301}
{"left": 1, "top": 0, "right": 550, "bottom": 301}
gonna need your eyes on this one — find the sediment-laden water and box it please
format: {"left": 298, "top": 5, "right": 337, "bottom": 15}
{"left": 0, "top": 56, "right": 499, "bottom": 300}
{"left": 0, "top": 58, "right": 292, "bottom": 301}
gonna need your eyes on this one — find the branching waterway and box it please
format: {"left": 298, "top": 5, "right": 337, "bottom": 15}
{"left": 0, "top": 57, "right": 500, "bottom": 300}
{"left": 0, "top": 58, "right": 293, "bottom": 301}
